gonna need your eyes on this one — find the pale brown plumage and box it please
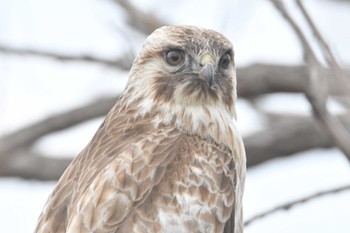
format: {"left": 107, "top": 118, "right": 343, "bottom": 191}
{"left": 35, "top": 25, "right": 246, "bottom": 233}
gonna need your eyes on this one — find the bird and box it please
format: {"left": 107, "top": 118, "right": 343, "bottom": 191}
{"left": 35, "top": 25, "right": 246, "bottom": 233}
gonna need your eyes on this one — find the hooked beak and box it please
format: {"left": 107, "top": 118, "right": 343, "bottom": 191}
{"left": 199, "top": 53, "right": 215, "bottom": 88}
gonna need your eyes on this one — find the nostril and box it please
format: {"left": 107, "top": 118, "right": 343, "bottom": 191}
{"left": 199, "top": 63, "right": 204, "bottom": 67}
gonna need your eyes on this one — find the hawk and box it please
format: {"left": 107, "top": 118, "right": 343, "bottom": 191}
{"left": 35, "top": 25, "right": 246, "bottom": 233}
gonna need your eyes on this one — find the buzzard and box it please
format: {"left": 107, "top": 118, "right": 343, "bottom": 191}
{"left": 35, "top": 25, "right": 246, "bottom": 233}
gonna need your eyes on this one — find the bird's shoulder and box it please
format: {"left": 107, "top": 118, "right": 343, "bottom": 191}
{"left": 35, "top": 106, "right": 184, "bottom": 233}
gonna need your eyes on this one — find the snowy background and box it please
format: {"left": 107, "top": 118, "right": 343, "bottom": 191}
{"left": 1, "top": 0, "right": 350, "bottom": 232}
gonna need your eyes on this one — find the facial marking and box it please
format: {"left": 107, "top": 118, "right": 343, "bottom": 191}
{"left": 129, "top": 25, "right": 236, "bottom": 115}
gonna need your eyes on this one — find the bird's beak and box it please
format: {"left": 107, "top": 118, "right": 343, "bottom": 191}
{"left": 199, "top": 53, "right": 215, "bottom": 88}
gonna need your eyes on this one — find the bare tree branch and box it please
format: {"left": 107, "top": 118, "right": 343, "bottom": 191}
{"left": 238, "top": 63, "right": 349, "bottom": 98}
{"left": 0, "top": 0, "right": 167, "bottom": 71}
{"left": 0, "top": 148, "right": 71, "bottom": 180}
{"left": 270, "top": 0, "right": 350, "bottom": 161}
{"left": 112, "top": 0, "right": 167, "bottom": 35}
{"left": 244, "top": 184, "right": 350, "bottom": 226}
{"left": 245, "top": 113, "right": 350, "bottom": 167}
{"left": 0, "top": 45, "right": 132, "bottom": 70}
{"left": 296, "top": 0, "right": 350, "bottom": 95}
{"left": 245, "top": 115, "right": 328, "bottom": 167}
{"left": 0, "top": 96, "right": 119, "bottom": 159}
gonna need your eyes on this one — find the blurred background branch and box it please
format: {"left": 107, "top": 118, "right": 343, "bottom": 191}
{"left": 244, "top": 184, "right": 350, "bottom": 226}
{"left": 270, "top": 0, "right": 350, "bottom": 161}
{"left": 0, "top": 45, "right": 132, "bottom": 70}
{"left": 296, "top": 0, "right": 350, "bottom": 95}
{"left": 112, "top": 0, "right": 166, "bottom": 34}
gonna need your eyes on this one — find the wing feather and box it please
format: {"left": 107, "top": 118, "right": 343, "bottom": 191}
{"left": 35, "top": 108, "right": 181, "bottom": 233}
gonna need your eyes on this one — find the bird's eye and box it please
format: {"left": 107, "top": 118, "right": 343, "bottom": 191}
{"left": 165, "top": 50, "right": 184, "bottom": 66}
{"left": 219, "top": 53, "right": 231, "bottom": 69}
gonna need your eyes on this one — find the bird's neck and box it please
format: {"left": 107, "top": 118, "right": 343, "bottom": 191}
{"left": 131, "top": 97, "right": 241, "bottom": 154}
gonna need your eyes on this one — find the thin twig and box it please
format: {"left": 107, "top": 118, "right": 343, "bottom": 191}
{"left": 270, "top": 0, "right": 350, "bottom": 161}
{"left": 0, "top": 45, "right": 132, "bottom": 70}
{"left": 296, "top": 0, "right": 350, "bottom": 95}
{"left": 244, "top": 184, "right": 350, "bottom": 226}
{"left": 270, "top": 0, "right": 316, "bottom": 60}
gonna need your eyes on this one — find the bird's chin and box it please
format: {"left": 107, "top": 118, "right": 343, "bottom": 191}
{"left": 175, "top": 80, "right": 220, "bottom": 107}
{"left": 195, "top": 77, "right": 220, "bottom": 95}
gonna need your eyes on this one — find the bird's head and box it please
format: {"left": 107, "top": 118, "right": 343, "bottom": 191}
{"left": 126, "top": 25, "right": 237, "bottom": 118}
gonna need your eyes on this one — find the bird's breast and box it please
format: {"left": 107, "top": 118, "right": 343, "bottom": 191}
{"left": 128, "top": 134, "right": 237, "bottom": 233}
